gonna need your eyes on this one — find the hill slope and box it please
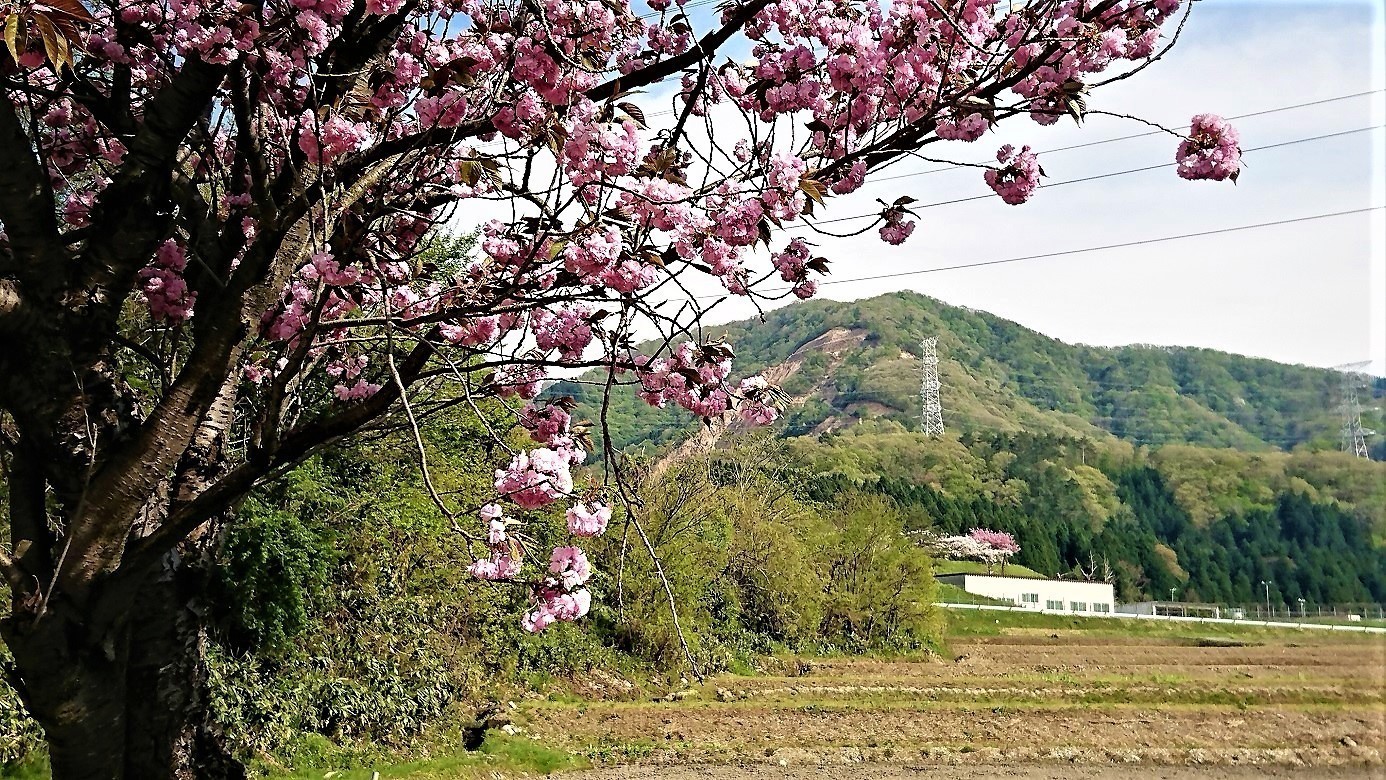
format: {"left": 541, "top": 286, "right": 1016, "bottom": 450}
{"left": 556, "top": 293, "right": 1386, "bottom": 605}
{"left": 563, "top": 291, "right": 1384, "bottom": 456}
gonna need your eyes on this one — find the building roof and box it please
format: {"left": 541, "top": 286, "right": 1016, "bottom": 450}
{"left": 935, "top": 572, "right": 1114, "bottom": 587}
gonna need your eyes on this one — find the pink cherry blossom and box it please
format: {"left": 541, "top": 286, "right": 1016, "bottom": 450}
{"left": 480, "top": 504, "right": 508, "bottom": 545}
{"left": 879, "top": 209, "right": 917, "bottom": 246}
{"left": 468, "top": 555, "right": 522, "bottom": 581}
{"left": 520, "top": 403, "right": 572, "bottom": 445}
{"left": 984, "top": 144, "right": 1042, "bottom": 205}
{"left": 494, "top": 447, "right": 576, "bottom": 509}
{"left": 138, "top": 240, "right": 197, "bottom": 323}
{"left": 968, "top": 527, "right": 1020, "bottom": 553}
{"left": 936, "top": 112, "right": 988, "bottom": 142}
{"left": 297, "top": 111, "right": 371, "bottom": 165}
{"left": 566, "top": 503, "right": 611, "bottom": 537}
{"left": 549, "top": 546, "right": 593, "bottom": 589}
{"left": 635, "top": 341, "right": 735, "bottom": 417}
{"left": 737, "top": 376, "right": 780, "bottom": 426}
{"left": 521, "top": 588, "right": 591, "bottom": 633}
{"left": 531, "top": 307, "right": 596, "bottom": 361}
{"left": 1176, "top": 114, "right": 1241, "bottom": 182}
{"left": 831, "top": 161, "right": 867, "bottom": 195}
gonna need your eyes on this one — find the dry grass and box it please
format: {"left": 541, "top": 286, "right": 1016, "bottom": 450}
{"left": 525, "top": 614, "right": 1386, "bottom": 771}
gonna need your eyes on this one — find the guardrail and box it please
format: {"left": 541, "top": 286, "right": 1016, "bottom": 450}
{"left": 935, "top": 602, "right": 1386, "bottom": 634}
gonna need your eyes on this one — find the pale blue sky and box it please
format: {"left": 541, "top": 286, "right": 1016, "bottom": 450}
{"left": 458, "top": 1, "right": 1386, "bottom": 374}
{"left": 693, "top": 0, "right": 1386, "bottom": 375}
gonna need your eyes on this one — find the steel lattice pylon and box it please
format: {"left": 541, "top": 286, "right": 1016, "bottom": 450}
{"left": 920, "top": 337, "right": 945, "bottom": 438}
{"left": 1337, "top": 362, "right": 1372, "bottom": 459}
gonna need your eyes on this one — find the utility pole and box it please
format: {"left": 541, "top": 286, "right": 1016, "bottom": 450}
{"left": 1261, "top": 580, "right": 1272, "bottom": 617}
{"left": 920, "top": 337, "right": 945, "bottom": 438}
{"left": 1336, "top": 362, "right": 1373, "bottom": 459}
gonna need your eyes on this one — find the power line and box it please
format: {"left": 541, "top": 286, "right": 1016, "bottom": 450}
{"left": 804, "top": 206, "right": 1384, "bottom": 289}
{"left": 473, "top": 82, "right": 1380, "bottom": 160}
{"left": 676, "top": 205, "right": 1383, "bottom": 301}
{"left": 803, "top": 124, "right": 1384, "bottom": 226}
{"left": 636, "top": 0, "right": 718, "bottom": 20}
{"left": 632, "top": 89, "right": 1385, "bottom": 162}
{"left": 870, "top": 89, "right": 1386, "bottom": 184}
{"left": 645, "top": 86, "right": 1382, "bottom": 152}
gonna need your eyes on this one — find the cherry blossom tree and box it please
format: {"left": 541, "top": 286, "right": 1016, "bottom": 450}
{"left": 968, "top": 527, "right": 1021, "bottom": 574}
{"left": 929, "top": 528, "right": 1019, "bottom": 574}
{"left": 0, "top": 0, "right": 1237, "bottom": 775}
{"left": 931, "top": 532, "right": 988, "bottom": 561}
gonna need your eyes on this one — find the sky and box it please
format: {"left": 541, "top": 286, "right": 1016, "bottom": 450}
{"left": 683, "top": 0, "right": 1386, "bottom": 375}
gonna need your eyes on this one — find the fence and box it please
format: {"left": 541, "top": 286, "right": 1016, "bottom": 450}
{"left": 935, "top": 602, "right": 1386, "bottom": 634}
{"left": 1224, "top": 603, "right": 1385, "bottom": 621}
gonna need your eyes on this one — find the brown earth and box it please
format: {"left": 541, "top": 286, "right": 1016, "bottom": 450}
{"left": 525, "top": 631, "right": 1386, "bottom": 773}
{"left": 573, "top": 765, "right": 1383, "bottom": 779}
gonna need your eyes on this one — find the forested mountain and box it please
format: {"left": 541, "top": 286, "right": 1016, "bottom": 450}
{"left": 558, "top": 292, "right": 1386, "bottom": 606}
{"left": 561, "top": 291, "right": 1384, "bottom": 457}
{"left": 788, "top": 434, "right": 1386, "bottom": 606}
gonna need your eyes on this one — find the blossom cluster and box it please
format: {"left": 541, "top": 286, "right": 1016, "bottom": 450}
{"left": 737, "top": 377, "right": 780, "bottom": 426}
{"left": 1176, "top": 114, "right": 1242, "bottom": 182}
{"left": 566, "top": 503, "right": 611, "bottom": 537}
{"left": 468, "top": 395, "right": 606, "bottom": 633}
{"left": 635, "top": 341, "right": 735, "bottom": 418}
{"left": 467, "top": 504, "right": 522, "bottom": 581}
{"left": 297, "top": 111, "right": 372, "bottom": 165}
{"left": 879, "top": 208, "right": 917, "bottom": 246}
{"left": 138, "top": 241, "right": 197, "bottom": 324}
{"left": 494, "top": 447, "right": 580, "bottom": 510}
{"left": 770, "top": 238, "right": 819, "bottom": 299}
{"left": 984, "top": 145, "right": 1043, "bottom": 205}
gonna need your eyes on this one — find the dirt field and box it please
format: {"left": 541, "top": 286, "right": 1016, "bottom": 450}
{"left": 573, "top": 764, "right": 1386, "bottom": 775}
{"left": 574, "top": 765, "right": 1383, "bottom": 779}
{"left": 526, "top": 621, "right": 1386, "bottom": 774}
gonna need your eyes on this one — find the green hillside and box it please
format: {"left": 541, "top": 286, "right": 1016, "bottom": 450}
{"left": 561, "top": 291, "right": 1383, "bottom": 456}
{"left": 555, "top": 292, "right": 1386, "bottom": 606}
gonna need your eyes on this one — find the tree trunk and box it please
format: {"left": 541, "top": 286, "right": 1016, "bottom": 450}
{"left": 4, "top": 553, "right": 245, "bottom": 780}
{"left": 3, "top": 604, "right": 130, "bottom": 780}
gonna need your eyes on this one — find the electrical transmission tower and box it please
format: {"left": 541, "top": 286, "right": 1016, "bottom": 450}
{"left": 919, "top": 337, "right": 945, "bottom": 438}
{"left": 1336, "top": 361, "right": 1372, "bottom": 459}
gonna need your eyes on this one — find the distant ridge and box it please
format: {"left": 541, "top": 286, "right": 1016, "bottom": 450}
{"left": 557, "top": 291, "right": 1385, "bottom": 457}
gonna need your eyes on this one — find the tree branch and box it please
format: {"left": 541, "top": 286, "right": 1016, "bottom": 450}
{"left": 0, "top": 96, "right": 61, "bottom": 279}
{"left": 69, "top": 56, "right": 228, "bottom": 312}
{"left": 118, "top": 338, "right": 439, "bottom": 573}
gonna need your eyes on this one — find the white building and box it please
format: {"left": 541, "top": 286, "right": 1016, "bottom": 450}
{"left": 937, "top": 573, "right": 1115, "bottom": 615}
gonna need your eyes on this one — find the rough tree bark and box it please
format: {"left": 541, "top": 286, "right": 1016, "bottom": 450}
{"left": 3, "top": 529, "right": 242, "bottom": 780}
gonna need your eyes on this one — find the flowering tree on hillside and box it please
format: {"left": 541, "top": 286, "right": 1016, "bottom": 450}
{"left": 968, "top": 527, "right": 1021, "bottom": 574}
{"left": 931, "top": 528, "right": 1020, "bottom": 574}
{"left": 931, "top": 532, "right": 988, "bottom": 561}
{"left": 0, "top": 0, "right": 1237, "bottom": 774}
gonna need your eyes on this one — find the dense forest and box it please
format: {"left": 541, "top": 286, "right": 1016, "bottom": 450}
{"left": 796, "top": 438, "right": 1385, "bottom": 607}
